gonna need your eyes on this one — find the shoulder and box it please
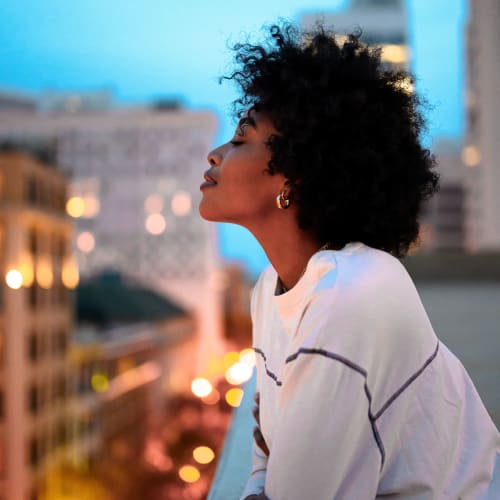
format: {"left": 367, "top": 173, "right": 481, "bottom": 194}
{"left": 250, "top": 265, "right": 276, "bottom": 317}
{"left": 299, "top": 242, "right": 437, "bottom": 371}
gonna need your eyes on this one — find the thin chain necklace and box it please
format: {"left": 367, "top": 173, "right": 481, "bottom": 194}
{"left": 277, "top": 242, "right": 331, "bottom": 295}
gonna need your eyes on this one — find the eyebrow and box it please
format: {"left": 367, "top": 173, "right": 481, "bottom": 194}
{"left": 236, "top": 116, "right": 257, "bottom": 135}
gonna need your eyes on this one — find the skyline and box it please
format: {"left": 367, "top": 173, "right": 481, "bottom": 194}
{"left": 0, "top": 0, "right": 467, "bottom": 274}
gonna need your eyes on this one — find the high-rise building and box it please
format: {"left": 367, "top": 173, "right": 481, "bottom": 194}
{"left": 302, "top": 0, "right": 409, "bottom": 70}
{"left": 464, "top": 0, "right": 500, "bottom": 250}
{"left": 419, "top": 140, "right": 466, "bottom": 251}
{"left": 0, "top": 149, "right": 78, "bottom": 500}
{"left": 0, "top": 98, "right": 224, "bottom": 375}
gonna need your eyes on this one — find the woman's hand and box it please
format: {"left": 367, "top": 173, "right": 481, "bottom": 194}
{"left": 252, "top": 392, "right": 270, "bottom": 456}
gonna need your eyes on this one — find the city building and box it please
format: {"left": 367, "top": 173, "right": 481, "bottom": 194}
{"left": 0, "top": 97, "right": 225, "bottom": 377}
{"left": 51, "top": 270, "right": 196, "bottom": 499}
{"left": 0, "top": 88, "right": 37, "bottom": 113}
{"left": 302, "top": 0, "right": 410, "bottom": 70}
{"left": 464, "top": 0, "right": 500, "bottom": 250}
{"left": 419, "top": 140, "right": 466, "bottom": 251}
{"left": 0, "top": 149, "right": 78, "bottom": 500}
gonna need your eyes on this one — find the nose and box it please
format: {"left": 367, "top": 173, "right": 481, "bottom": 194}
{"left": 207, "top": 146, "right": 223, "bottom": 166}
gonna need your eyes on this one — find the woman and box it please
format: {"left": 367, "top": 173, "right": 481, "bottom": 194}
{"left": 199, "top": 23, "right": 500, "bottom": 499}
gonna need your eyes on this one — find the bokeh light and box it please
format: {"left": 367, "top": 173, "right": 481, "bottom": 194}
{"left": 62, "top": 255, "right": 80, "bottom": 289}
{"left": 19, "top": 251, "right": 34, "bottom": 287}
{"left": 225, "top": 362, "right": 253, "bottom": 385}
{"left": 225, "top": 388, "right": 244, "bottom": 408}
{"left": 201, "top": 389, "right": 220, "bottom": 406}
{"left": 191, "top": 378, "right": 212, "bottom": 398}
{"left": 36, "top": 256, "right": 53, "bottom": 289}
{"left": 462, "top": 145, "right": 481, "bottom": 168}
{"left": 66, "top": 196, "right": 85, "bottom": 218}
{"left": 178, "top": 465, "right": 200, "bottom": 483}
{"left": 145, "top": 213, "right": 166, "bottom": 235}
{"left": 77, "top": 231, "right": 95, "bottom": 253}
{"left": 239, "top": 348, "right": 256, "bottom": 368}
{"left": 83, "top": 195, "right": 100, "bottom": 217}
{"left": 193, "top": 446, "right": 215, "bottom": 465}
{"left": 171, "top": 190, "right": 192, "bottom": 216}
{"left": 91, "top": 373, "right": 109, "bottom": 393}
{"left": 223, "top": 351, "right": 240, "bottom": 370}
{"left": 144, "top": 194, "right": 164, "bottom": 213}
{"left": 5, "top": 269, "right": 22, "bottom": 289}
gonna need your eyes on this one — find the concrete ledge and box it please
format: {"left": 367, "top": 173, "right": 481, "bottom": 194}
{"left": 403, "top": 252, "right": 500, "bottom": 282}
{"left": 208, "top": 374, "right": 256, "bottom": 500}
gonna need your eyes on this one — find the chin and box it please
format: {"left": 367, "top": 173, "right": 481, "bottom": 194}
{"left": 198, "top": 201, "right": 220, "bottom": 222}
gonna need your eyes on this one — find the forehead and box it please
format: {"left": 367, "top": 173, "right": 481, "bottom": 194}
{"left": 236, "top": 109, "right": 277, "bottom": 136}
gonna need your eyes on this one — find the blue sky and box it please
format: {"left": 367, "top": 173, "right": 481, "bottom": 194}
{"left": 0, "top": 0, "right": 467, "bottom": 276}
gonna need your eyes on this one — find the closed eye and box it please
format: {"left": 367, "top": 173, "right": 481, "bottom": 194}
{"left": 230, "top": 140, "right": 244, "bottom": 146}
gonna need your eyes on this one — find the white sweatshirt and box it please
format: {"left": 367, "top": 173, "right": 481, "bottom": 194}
{"left": 241, "top": 242, "right": 500, "bottom": 500}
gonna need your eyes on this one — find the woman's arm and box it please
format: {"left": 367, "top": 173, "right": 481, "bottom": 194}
{"left": 241, "top": 393, "right": 269, "bottom": 499}
{"left": 263, "top": 352, "right": 382, "bottom": 500}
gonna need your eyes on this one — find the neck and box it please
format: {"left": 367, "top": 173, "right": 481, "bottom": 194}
{"left": 246, "top": 214, "right": 324, "bottom": 292}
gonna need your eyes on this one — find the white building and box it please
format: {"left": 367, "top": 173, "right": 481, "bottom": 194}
{"left": 464, "top": 0, "right": 500, "bottom": 250}
{"left": 302, "top": 0, "right": 409, "bottom": 70}
{"left": 0, "top": 100, "right": 225, "bottom": 375}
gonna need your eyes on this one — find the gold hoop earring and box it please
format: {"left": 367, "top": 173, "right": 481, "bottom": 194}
{"left": 276, "top": 190, "right": 290, "bottom": 209}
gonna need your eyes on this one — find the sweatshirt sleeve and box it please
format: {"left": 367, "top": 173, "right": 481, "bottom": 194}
{"left": 239, "top": 440, "right": 268, "bottom": 499}
{"left": 263, "top": 350, "right": 382, "bottom": 500}
{"left": 240, "top": 273, "right": 269, "bottom": 499}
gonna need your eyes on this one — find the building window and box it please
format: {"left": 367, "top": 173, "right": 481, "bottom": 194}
{"left": 28, "top": 385, "right": 38, "bottom": 415}
{"left": 25, "top": 176, "right": 38, "bottom": 205}
{"left": 28, "top": 333, "right": 38, "bottom": 362}
{"left": 29, "top": 437, "right": 38, "bottom": 467}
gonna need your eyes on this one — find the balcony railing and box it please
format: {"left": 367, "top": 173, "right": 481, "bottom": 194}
{"left": 208, "top": 374, "right": 255, "bottom": 500}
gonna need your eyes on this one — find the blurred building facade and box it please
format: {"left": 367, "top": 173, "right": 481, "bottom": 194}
{"left": 65, "top": 270, "right": 196, "bottom": 499}
{"left": 0, "top": 98, "right": 224, "bottom": 375}
{"left": 464, "top": 0, "right": 500, "bottom": 250}
{"left": 302, "top": 0, "right": 409, "bottom": 70}
{"left": 419, "top": 141, "right": 467, "bottom": 251}
{"left": 0, "top": 150, "right": 78, "bottom": 500}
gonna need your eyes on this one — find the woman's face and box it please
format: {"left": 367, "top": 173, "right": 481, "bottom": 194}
{"left": 199, "top": 110, "right": 286, "bottom": 227}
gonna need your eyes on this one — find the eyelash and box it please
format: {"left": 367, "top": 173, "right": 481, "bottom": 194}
{"left": 230, "top": 140, "right": 243, "bottom": 146}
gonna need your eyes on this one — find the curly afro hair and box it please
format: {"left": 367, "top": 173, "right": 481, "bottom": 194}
{"left": 223, "top": 23, "right": 439, "bottom": 258}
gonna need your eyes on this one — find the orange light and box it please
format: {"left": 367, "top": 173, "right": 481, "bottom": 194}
{"left": 462, "top": 145, "right": 481, "bottom": 168}
{"left": 66, "top": 196, "right": 85, "bottom": 218}
{"left": 225, "top": 388, "right": 244, "bottom": 408}
{"left": 36, "top": 255, "right": 53, "bottom": 289}
{"left": 62, "top": 255, "right": 79, "bottom": 289}
{"left": 178, "top": 465, "right": 200, "bottom": 483}
{"left": 193, "top": 446, "right": 215, "bottom": 465}
{"left": 19, "top": 251, "right": 34, "bottom": 287}
{"left": 223, "top": 351, "right": 240, "bottom": 370}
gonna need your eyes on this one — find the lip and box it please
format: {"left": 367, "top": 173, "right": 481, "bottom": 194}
{"left": 200, "top": 171, "right": 218, "bottom": 191}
